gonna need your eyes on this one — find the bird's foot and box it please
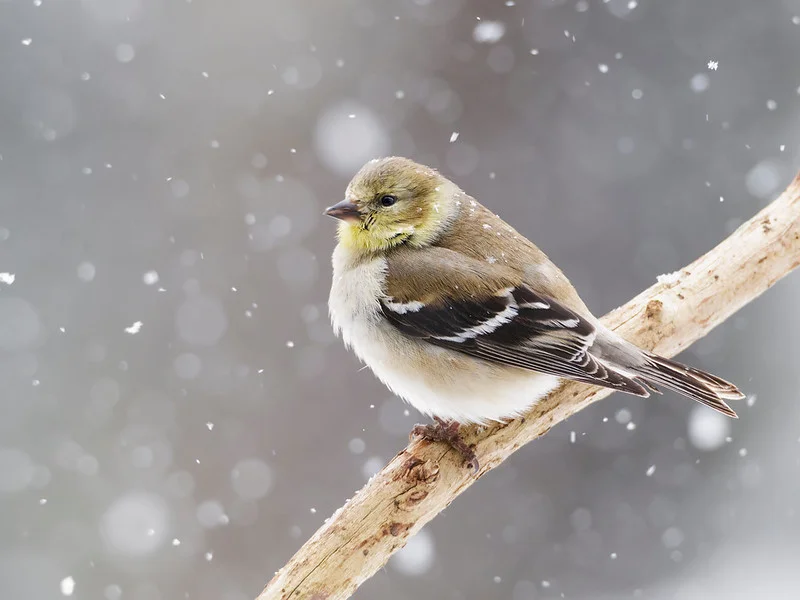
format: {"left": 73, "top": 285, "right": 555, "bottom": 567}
{"left": 410, "top": 417, "right": 479, "bottom": 473}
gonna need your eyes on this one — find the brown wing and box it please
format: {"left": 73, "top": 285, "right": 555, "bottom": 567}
{"left": 383, "top": 247, "right": 650, "bottom": 396}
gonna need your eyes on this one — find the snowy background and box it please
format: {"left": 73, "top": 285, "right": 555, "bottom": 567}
{"left": 2, "top": 1, "right": 800, "bottom": 599}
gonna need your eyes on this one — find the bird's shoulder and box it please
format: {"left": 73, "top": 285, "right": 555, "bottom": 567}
{"left": 438, "top": 195, "right": 546, "bottom": 268}
{"left": 388, "top": 194, "right": 590, "bottom": 315}
{"left": 384, "top": 244, "right": 519, "bottom": 306}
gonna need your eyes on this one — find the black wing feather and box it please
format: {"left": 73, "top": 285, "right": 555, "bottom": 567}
{"left": 380, "top": 285, "right": 650, "bottom": 397}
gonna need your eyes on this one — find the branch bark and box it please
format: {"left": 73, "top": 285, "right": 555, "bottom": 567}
{"left": 260, "top": 172, "right": 800, "bottom": 600}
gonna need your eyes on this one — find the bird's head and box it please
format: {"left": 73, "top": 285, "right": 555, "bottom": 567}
{"left": 325, "top": 157, "right": 459, "bottom": 253}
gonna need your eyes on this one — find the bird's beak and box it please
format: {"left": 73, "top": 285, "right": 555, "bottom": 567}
{"left": 324, "top": 200, "right": 361, "bottom": 222}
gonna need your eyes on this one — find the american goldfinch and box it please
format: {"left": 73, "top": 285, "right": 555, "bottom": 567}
{"left": 326, "top": 157, "right": 744, "bottom": 470}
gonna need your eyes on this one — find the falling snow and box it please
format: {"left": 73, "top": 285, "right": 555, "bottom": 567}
{"left": 60, "top": 576, "right": 75, "bottom": 596}
{"left": 124, "top": 321, "right": 143, "bottom": 334}
{"left": 688, "top": 406, "right": 731, "bottom": 451}
{"left": 472, "top": 21, "right": 506, "bottom": 44}
{"left": 1, "top": 3, "right": 792, "bottom": 599}
{"left": 390, "top": 528, "right": 435, "bottom": 576}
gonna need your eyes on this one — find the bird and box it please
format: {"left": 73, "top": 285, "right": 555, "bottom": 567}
{"left": 325, "top": 156, "right": 744, "bottom": 471}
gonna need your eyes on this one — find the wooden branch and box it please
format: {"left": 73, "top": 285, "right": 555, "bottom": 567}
{"left": 260, "top": 172, "right": 800, "bottom": 600}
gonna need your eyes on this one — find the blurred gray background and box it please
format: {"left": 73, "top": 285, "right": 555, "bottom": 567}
{"left": 2, "top": 0, "right": 800, "bottom": 599}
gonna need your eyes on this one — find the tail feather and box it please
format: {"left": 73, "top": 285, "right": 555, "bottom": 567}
{"left": 638, "top": 379, "right": 663, "bottom": 395}
{"left": 634, "top": 354, "right": 744, "bottom": 418}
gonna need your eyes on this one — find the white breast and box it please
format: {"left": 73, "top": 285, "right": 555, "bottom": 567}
{"left": 328, "top": 246, "right": 387, "bottom": 350}
{"left": 328, "top": 244, "right": 559, "bottom": 424}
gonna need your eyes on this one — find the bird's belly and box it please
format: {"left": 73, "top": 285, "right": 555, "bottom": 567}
{"left": 351, "top": 320, "right": 560, "bottom": 425}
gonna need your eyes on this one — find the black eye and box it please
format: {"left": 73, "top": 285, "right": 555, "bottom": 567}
{"left": 380, "top": 195, "right": 397, "bottom": 207}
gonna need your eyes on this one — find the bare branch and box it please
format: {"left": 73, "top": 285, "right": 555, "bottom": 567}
{"left": 260, "top": 173, "right": 800, "bottom": 600}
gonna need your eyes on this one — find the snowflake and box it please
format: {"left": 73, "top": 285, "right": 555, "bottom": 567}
{"left": 707, "top": 60, "right": 718, "bottom": 71}
{"left": 125, "top": 321, "right": 143, "bottom": 334}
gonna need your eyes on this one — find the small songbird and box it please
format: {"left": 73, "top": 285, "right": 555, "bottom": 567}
{"left": 326, "top": 157, "right": 744, "bottom": 470}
